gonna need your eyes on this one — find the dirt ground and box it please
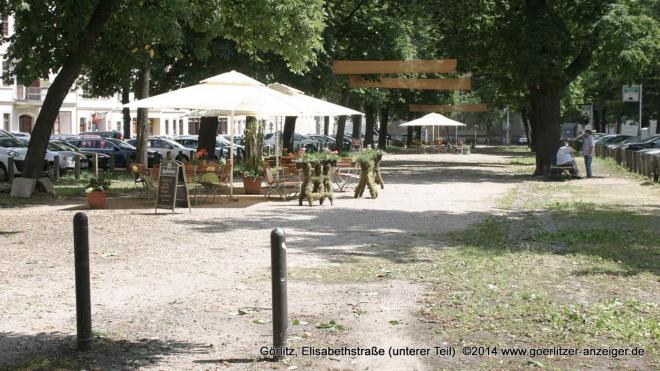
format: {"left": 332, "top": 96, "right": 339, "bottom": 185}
{"left": 0, "top": 150, "right": 656, "bottom": 370}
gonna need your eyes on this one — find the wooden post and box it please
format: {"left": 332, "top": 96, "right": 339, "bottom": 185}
{"left": 110, "top": 153, "right": 115, "bottom": 173}
{"left": 74, "top": 156, "right": 81, "bottom": 180}
{"left": 53, "top": 156, "right": 60, "bottom": 181}
{"left": 7, "top": 157, "right": 14, "bottom": 183}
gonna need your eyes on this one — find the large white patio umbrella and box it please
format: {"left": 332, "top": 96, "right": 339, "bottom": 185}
{"left": 399, "top": 112, "right": 466, "bottom": 143}
{"left": 127, "top": 70, "right": 306, "bottom": 197}
{"left": 267, "top": 83, "right": 363, "bottom": 176}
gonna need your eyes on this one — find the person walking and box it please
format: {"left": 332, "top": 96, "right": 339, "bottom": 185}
{"left": 582, "top": 130, "right": 595, "bottom": 178}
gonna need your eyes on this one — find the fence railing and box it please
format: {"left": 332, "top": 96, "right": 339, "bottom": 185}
{"left": 595, "top": 145, "right": 660, "bottom": 182}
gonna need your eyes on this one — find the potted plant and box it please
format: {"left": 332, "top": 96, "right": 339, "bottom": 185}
{"left": 85, "top": 176, "right": 111, "bottom": 209}
{"left": 241, "top": 117, "right": 265, "bottom": 194}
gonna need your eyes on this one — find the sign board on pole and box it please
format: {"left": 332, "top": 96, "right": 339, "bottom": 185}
{"left": 155, "top": 160, "right": 191, "bottom": 214}
{"left": 622, "top": 85, "right": 640, "bottom": 102}
{"left": 579, "top": 104, "right": 593, "bottom": 128}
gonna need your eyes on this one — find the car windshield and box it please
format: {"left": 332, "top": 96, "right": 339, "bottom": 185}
{"left": 107, "top": 138, "right": 135, "bottom": 149}
{"left": 0, "top": 132, "right": 27, "bottom": 148}
{"left": 55, "top": 141, "right": 80, "bottom": 151}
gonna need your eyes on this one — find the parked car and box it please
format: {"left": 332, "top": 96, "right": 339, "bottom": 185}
{"left": 126, "top": 136, "right": 192, "bottom": 162}
{"left": 624, "top": 135, "right": 660, "bottom": 151}
{"left": 605, "top": 135, "right": 642, "bottom": 151}
{"left": 67, "top": 137, "right": 159, "bottom": 168}
{"left": 52, "top": 140, "right": 110, "bottom": 170}
{"left": 10, "top": 131, "right": 31, "bottom": 141}
{"left": 174, "top": 135, "right": 227, "bottom": 159}
{"left": 596, "top": 134, "right": 631, "bottom": 145}
{"left": 0, "top": 130, "right": 28, "bottom": 181}
{"left": 46, "top": 141, "right": 89, "bottom": 172}
{"left": 80, "top": 130, "right": 123, "bottom": 140}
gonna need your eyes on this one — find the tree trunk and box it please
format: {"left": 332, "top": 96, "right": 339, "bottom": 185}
{"left": 135, "top": 64, "right": 150, "bottom": 166}
{"left": 378, "top": 106, "right": 389, "bottom": 149}
{"left": 415, "top": 126, "right": 422, "bottom": 142}
{"left": 406, "top": 111, "right": 414, "bottom": 147}
{"left": 17, "top": 0, "right": 120, "bottom": 181}
{"left": 364, "top": 102, "right": 376, "bottom": 146}
{"left": 335, "top": 115, "right": 347, "bottom": 152}
{"left": 121, "top": 86, "right": 131, "bottom": 139}
{"left": 282, "top": 116, "right": 296, "bottom": 153}
{"left": 244, "top": 116, "right": 261, "bottom": 171}
{"left": 198, "top": 116, "right": 219, "bottom": 159}
{"left": 530, "top": 87, "right": 562, "bottom": 176}
{"left": 323, "top": 116, "right": 329, "bottom": 136}
{"left": 351, "top": 114, "right": 362, "bottom": 139}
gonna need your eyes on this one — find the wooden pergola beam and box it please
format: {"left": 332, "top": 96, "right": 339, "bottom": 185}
{"left": 348, "top": 76, "right": 471, "bottom": 91}
{"left": 409, "top": 103, "right": 488, "bottom": 112}
{"left": 332, "top": 59, "right": 457, "bottom": 74}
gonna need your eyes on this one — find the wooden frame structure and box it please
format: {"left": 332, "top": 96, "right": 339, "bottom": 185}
{"left": 409, "top": 103, "right": 488, "bottom": 112}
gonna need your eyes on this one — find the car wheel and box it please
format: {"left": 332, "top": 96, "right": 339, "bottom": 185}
{"left": 0, "top": 163, "right": 7, "bottom": 182}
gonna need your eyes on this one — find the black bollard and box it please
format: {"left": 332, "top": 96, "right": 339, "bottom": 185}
{"left": 270, "top": 228, "right": 288, "bottom": 359}
{"left": 73, "top": 212, "right": 92, "bottom": 351}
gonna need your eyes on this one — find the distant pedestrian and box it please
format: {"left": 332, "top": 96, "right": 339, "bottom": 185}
{"left": 582, "top": 130, "right": 595, "bottom": 178}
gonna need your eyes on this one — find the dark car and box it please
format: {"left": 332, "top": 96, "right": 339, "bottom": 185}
{"left": 67, "top": 137, "right": 159, "bottom": 168}
{"left": 80, "top": 130, "right": 123, "bottom": 140}
{"left": 624, "top": 135, "right": 660, "bottom": 151}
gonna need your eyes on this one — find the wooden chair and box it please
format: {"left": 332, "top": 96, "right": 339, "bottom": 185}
{"left": 263, "top": 163, "right": 301, "bottom": 200}
{"left": 130, "top": 163, "right": 155, "bottom": 200}
{"left": 333, "top": 157, "right": 360, "bottom": 192}
{"left": 351, "top": 138, "right": 362, "bottom": 151}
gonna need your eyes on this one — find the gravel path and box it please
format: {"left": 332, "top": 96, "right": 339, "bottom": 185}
{"left": 0, "top": 152, "right": 517, "bottom": 370}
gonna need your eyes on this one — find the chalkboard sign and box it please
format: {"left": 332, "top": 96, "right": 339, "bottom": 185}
{"left": 155, "top": 160, "right": 191, "bottom": 214}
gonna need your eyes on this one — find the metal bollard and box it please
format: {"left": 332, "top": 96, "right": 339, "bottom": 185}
{"left": 74, "top": 156, "right": 81, "bottom": 180}
{"left": 53, "top": 156, "right": 60, "bottom": 181}
{"left": 73, "top": 212, "right": 92, "bottom": 351}
{"left": 7, "top": 157, "right": 14, "bottom": 183}
{"left": 270, "top": 228, "right": 288, "bottom": 359}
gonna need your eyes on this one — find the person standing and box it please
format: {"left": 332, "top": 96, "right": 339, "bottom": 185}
{"left": 582, "top": 130, "right": 595, "bottom": 178}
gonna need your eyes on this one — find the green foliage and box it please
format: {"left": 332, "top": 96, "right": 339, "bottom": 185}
{"left": 354, "top": 149, "right": 382, "bottom": 165}
{"left": 84, "top": 176, "right": 111, "bottom": 194}
{"left": 300, "top": 151, "right": 340, "bottom": 164}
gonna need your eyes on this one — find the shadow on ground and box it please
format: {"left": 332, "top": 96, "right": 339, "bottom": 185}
{"left": 0, "top": 331, "right": 212, "bottom": 370}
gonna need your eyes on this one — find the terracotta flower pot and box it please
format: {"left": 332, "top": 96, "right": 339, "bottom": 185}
{"left": 242, "top": 177, "right": 263, "bottom": 194}
{"left": 87, "top": 191, "right": 107, "bottom": 209}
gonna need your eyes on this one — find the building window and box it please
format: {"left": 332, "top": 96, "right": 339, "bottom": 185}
{"left": 179, "top": 119, "right": 184, "bottom": 135}
{"left": 3, "top": 113, "right": 9, "bottom": 131}
{"left": 165, "top": 119, "right": 169, "bottom": 135}
{"left": 80, "top": 118, "right": 87, "bottom": 133}
{"left": 1, "top": 16, "right": 8, "bottom": 37}
{"left": 188, "top": 117, "right": 200, "bottom": 135}
{"left": 116, "top": 121, "right": 121, "bottom": 132}
{"left": 1, "top": 58, "right": 11, "bottom": 86}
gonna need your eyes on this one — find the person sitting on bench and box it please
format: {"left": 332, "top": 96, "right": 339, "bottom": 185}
{"left": 556, "top": 141, "right": 580, "bottom": 178}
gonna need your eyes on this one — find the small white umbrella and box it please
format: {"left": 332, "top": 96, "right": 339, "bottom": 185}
{"left": 399, "top": 112, "right": 466, "bottom": 143}
{"left": 127, "top": 71, "right": 306, "bottom": 197}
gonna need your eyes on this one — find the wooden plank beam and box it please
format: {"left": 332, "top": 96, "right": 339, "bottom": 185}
{"left": 348, "top": 76, "right": 471, "bottom": 90}
{"left": 409, "top": 103, "right": 488, "bottom": 112}
{"left": 332, "top": 60, "right": 457, "bottom": 74}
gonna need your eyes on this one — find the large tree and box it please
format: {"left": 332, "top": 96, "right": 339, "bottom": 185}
{"left": 430, "top": 0, "right": 635, "bottom": 174}
{"left": 1, "top": 0, "right": 121, "bottom": 189}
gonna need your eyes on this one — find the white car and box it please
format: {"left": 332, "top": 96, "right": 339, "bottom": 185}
{"left": 126, "top": 136, "right": 192, "bottom": 162}
{"left": 47, "top": 141, "right": 88, "bottom": 172}
{"left": 0, "top": 129, "right": 28, "bottom": 181}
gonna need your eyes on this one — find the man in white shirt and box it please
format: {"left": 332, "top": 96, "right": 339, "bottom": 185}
{"left": 556, "top": 141, "right": 580, "bottom": 177}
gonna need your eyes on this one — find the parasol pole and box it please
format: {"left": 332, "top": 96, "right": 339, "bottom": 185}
{"left": 275, "top": 116, "right": 280, "bottom": 180}
{"left": 229, "top": 111, "right": 234, "bottom": 198}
